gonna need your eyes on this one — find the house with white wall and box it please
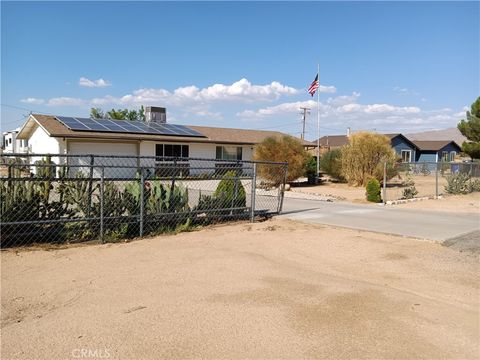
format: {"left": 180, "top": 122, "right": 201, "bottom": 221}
{"left": 14, "top": 108, "right": 313, "bottom": 177}
{"left": 1, "top": 128, "right": 29, "bottom": 154}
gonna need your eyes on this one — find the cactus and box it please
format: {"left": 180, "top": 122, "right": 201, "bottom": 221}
{"left": 62, "top": 172, "right": 97, "bottom": 216}
{"left": 0, "top": 178, "right": 74, "bottom": 247}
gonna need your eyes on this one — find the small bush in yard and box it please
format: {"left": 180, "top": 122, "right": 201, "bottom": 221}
{"left": 305, "top": 155, "right": 318, "bottom": 184}
{"left": 365, "top": 178, "right": 382, "bottom": 203}
{"left": 401, "top": 175, "right": 418, "bottom": 199}
{"left": 213, "top": 170, "right": 247, "bottom": 209}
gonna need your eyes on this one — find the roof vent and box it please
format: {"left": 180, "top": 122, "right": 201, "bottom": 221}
{"left": 145, "top": 106, "right": 166, "bottom": 123}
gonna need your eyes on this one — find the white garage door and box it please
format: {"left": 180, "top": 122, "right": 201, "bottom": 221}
{"left": 69, "top": 142, "right": 138, "bottom": 178}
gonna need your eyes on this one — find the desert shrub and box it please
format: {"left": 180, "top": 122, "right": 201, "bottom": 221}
{"left": 445, "top": 172, "right": 471, "bottom": 194}
{"left": 320, "top": 149, "right": 343, "bottom": 181}
{"left": 254, "top": 135, "right": 308, "bottom": 185}
{"left": 470, "top": 178, "right": 480, "bottom": 192}
{"left": 365, "top": 178, "right": 382, "bottom": 203}
{"left": 445, "top": 172, "right": 480, "bottom": 194}
{"left": 341, "top": 132, "right": 398, "bottom": 186}
{"left": 401, "top": 175, "right": 418, "bottom": 199}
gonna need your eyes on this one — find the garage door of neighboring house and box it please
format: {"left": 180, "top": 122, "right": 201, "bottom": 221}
{"left": 69, "top": 142, "right": 138, "bottom": 178}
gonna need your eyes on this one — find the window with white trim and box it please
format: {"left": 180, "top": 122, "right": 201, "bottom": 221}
{"left": 401, "top": 150, "right": 411, "bottom": 163}
{"left": 449, "top": 151, "right": 456, "bottom": 162}
{"left": 442, "top": 151, "right": 449, "bottom": 162}
{"left": 216, "top": 146, "right": 242, "bottom": 161}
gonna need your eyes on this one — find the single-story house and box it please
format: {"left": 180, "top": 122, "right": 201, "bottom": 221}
{"left": 315, "top": 133, "right": 461, "bottom": 164}
{"left": 13, "top": 112, "right": 314, "bottom": 177}
{"left": 411, "top": 140, "right": 461, "bottom": 162}
{"left": 316, "top": 133, "right": 419, "bottom": 162}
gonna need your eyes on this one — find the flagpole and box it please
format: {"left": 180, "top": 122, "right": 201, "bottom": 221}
{"left": 316, "top": 63, "right": 320, "bottom": 183}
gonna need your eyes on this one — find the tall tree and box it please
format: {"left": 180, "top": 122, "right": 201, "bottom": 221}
{"left": 90, "top": 106, "right": 146, "bottom": 121}
{"left": 90, "top": 108, "right": 105, "bottom": 119}
{"left": 458, "top": 97, "right": 480, "bottom": 159}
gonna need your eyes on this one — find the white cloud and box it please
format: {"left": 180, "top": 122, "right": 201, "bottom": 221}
{"left": 79, "top": 77, "right": 111, "bottom": 88}
{"left": 338, "top": 103, "right": 421, "bottom": 114}
{"left": 236, "top": 92, "right": 465, "bottom": 133}
{"left": 20, "top": 97, "right": 45, "bottom": 105}
{"left": 237, "top": 100, "right": 318, "bottom": 119}
{"left": 91, "top": 78, "right": 299, "bottom": 107}
{"left": 46, "top": 97, "right": 85, "bottom": 106}
{"left": 318, "top": 85, "right": 337, "bottom": 93}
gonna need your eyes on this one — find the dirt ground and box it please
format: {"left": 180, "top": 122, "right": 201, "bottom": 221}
{"left": 394, "top": 192, "right": 480, "bottom": 213}
{"left": 1, "top": 218, "right": 479, "bottom": 360}
{"left": 291, "top": 180, "right": 480, "bottom": 214}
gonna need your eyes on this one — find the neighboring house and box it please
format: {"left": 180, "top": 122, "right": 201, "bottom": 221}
{"left": 316, "top": 133, "right": 418, "bottom": 162}
{"left": 411, "top": 140, "right": 461, "bottom": 162}
{"left": 1, "top": 128, "right": 29, "bottom": 154}
{"left": 14, "top": 111, "right": 313, "bottom": 177}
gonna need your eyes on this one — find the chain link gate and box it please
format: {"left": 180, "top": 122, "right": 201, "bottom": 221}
{"left": 0, "top": 154, "right": 288, "bottom": 248}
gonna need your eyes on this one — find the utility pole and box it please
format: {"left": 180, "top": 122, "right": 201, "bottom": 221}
{"left": 299, "top": 107, "right": 310, "bottom": 140}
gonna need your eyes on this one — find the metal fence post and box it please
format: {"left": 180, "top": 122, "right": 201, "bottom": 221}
{"left": 278, "top": 164, "right": 288, "bottom": 213}
{"left": 87, "top": 154, "right": 94, "bottom": 217}
{"left": 435, "top": 162, "right": 439, "bottom": 198}
{"left": 382, "top": 161, "right": 387, "bottom": 204}
{"left": 100, "top": 166, "right": 104, "bottom": 243}
{"left": 250, "top": 163, "right": 257, "bottom": 222}
{"left": 140, "top": 168, "right": 144, "bottom": 237}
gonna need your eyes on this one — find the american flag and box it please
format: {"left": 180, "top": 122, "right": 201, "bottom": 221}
{"left": 308, "top": 74, "right": 319, "bottom": 97}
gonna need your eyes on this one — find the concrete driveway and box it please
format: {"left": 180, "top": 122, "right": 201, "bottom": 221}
{"left": 280, "top": 198, "right": 479, "bottom": 242}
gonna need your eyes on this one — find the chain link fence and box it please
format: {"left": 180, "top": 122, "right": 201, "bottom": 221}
{"left": 383, "top": 161, "right": 480, "bottom": 203}
{"left": 0, "top": 154, "right": 287, "bottom": 248}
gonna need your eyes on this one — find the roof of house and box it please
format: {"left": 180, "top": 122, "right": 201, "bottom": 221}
{"left": 316, "top": 133, "right": 409, "bottom": 148}
{"left": 317, "top": 135, "right": 349, "bottom": 147}
{"left": 411, "top": 140, "right": 461, "bottom": 151}
{"left": 17, "top": 114, "right": 314, "bottom": 146}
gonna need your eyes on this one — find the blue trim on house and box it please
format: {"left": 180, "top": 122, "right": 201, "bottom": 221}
{"left": 390, "top": 135, "right": 417, "bottom": 162}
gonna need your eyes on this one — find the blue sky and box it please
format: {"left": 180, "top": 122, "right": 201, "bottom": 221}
{"left": 1, "top": 1, "right": 479, "bottom": 139}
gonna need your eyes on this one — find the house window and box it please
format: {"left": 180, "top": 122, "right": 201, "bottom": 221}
{"left": 442, "top": 151, "right": 449, "bottom": 162}
{"left": 216, "top": 146, "right": 242, "bottom": 161}
{"left": 449, "top": 151, "right": 456, "bottom": 162}
{"left": 155, "top": 144, "right": 189, "bottom": 158}
{"left": 401, "top": 150, "right": 411, "bottom": 163}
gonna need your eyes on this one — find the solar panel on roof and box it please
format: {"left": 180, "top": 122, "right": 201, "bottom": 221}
{"left": 55, "top": 116, "right": 206, "bottom": 138}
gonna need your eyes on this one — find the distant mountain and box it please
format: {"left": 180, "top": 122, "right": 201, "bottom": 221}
{"left": 406, "top": 127, "right": 467, "bottom": 145}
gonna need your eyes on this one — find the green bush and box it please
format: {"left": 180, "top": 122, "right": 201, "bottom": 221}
{"left": 319, "top": 149, "right": 343, "bottom": 181}
{"left": 305, "top": 155, "right": 318, "bottom": 184}
{"left": 194, "top": 171, "right": 247, "bottom": 223}
{"left": 213, "top": 170, "right": 246, "bottom": 209}
{"left": 365, "top": 178, "right": 382, "bottom": 203}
